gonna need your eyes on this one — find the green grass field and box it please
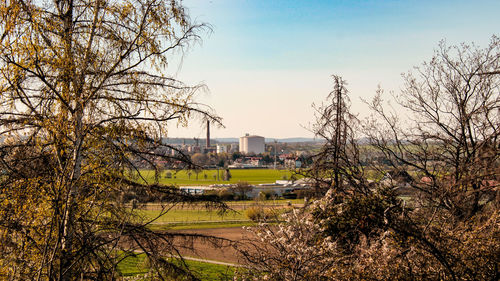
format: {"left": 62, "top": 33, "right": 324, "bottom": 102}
{"left": 141, "top": 199, "right": 304, "bottom": 210}
{"left": 149, "top": 221, "right": 256, "bottom": 231}
{"left": 137, "top": 208, "right": 247, "bottom": 223}
{"left": 118, "top": 253, "right": 149, "bottom": 276}
{"left": 135, "top": 168, "right": 296, "bottom": 186}
{"left": 133, "top": 199, "right": 303, "bottom": 230}
{"left": 117, "top": 253, "right": 236, "bottom": 280}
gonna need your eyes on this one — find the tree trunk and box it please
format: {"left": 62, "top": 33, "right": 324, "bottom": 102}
{"left": 59, "top": 0, "right": 80, "bottom": 279}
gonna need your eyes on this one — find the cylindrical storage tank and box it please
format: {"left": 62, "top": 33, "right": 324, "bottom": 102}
{"left": 239, "top": 135, "right": 248, "bottom": 153}
{"left": 239, "top": 134, "right": 265, "bottom": 154}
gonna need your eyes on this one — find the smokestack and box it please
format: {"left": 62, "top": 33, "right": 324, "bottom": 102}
{"left": 206, "top": 120, "right": 210, "bottom": 148}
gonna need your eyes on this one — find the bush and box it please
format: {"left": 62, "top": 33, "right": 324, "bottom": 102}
{"left": 245, "top": 206, "right": 278, "bottom": 222}
{"left": 282, "top": 192, "right": 297, "bottom": 199}
{"left": 260, "top": 189, "right": 276, "bottom": 200}
{"left": 256, "top": 192, "right": 267, "bottom": 201}
{"left": 217, "top": 188, "right": 236, "bottom": 201}
{"left": 294, "top": 188, "right": 315, "bottom": 199}
{"left": 164, "top": 171, "right": 172, "bottom": 178}
{"left": 121, "top": 191, "right": 137, "bottom": 202}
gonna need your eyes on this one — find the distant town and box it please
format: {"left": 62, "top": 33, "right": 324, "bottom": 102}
{"left": 156, "top": 122, "right": 324, "bottom": 170}
{"left": 159, "top": 135, "right": 321, "bottom": 169}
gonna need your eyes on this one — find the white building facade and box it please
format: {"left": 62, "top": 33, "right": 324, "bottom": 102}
{"left": 239, "top": 134, "right": 265, "bottom": 154}
{"left": 216, "top": 144, "right": 227, "bottom": 153}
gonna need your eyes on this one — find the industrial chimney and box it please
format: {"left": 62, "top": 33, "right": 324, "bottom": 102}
{"left": 206, "top": 120, "right": 210, "bottom": 148}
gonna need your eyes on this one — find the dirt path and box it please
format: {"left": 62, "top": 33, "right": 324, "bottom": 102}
{"left": 171, "top": 227, "right": 260, "bottom": 264}
{"left": 168, "top": 255, "right": 243, "bottom": 268}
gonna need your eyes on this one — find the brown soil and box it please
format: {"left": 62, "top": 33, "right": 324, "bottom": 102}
{"left": 170, "top": 227, "right": 260, "bottom": 264}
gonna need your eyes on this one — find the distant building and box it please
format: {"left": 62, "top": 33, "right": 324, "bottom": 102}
{"left": 217, "top": 144, "right": 227, "bottom": 153}
{"left": 179, "top": 186, "right": 215, "bottom": 195}
{"left": 203, "top": 147, "right": 216, "bottom": 154}
{"left": 239, "top": 133, "right": 265, "bottom": 154}
{"left": 187, "top": 145, "right": 201, "bottom": 153}
{"left": 285, "top": 156, "right": 302, "bottom": 169}
{"left": 243, "top": 156, "right": 262, "bottom": 166}
{"left": 229, "top": 143, "right": 239, "bottom": 153}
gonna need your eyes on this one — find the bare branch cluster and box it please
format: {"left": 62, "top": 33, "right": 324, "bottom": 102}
{"left": 304, "top": 75, "right": 368, "bottom": 195}
{"left": 239, "top": 39, "right": 500, "bottom": 281}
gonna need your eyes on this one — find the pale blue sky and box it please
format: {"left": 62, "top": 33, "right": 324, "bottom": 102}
{"left": 168, "top": 0, "right": 500, "bottom": 139}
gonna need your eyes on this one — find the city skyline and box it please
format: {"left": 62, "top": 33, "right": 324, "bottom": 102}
{"left": 166, "top": 0, "right": 500, "bottom": 139}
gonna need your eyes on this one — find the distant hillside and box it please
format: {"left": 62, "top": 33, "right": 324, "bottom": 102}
{"left": 268, "top": 137, "right": 321, "bottom": 143}
{"left": 162, "top": 137, "right": 322, "bottom": 144}
{"left": 216, "top": 137, "right": 322, "bottom": 143}
{"left": 213, "top": 138, "right": 238, "bottom": 143}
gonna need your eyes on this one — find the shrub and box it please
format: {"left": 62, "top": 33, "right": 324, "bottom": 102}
{"left": 261, "top": 189, "right": 277, "bottom": 200}
{"left": 245, "top": 207, "right": 263, "bottom": 221}
{"left": 245, "top": 206, "right": 278, "bottom": 222}
{"left": 282, "top": 192, "right": 297, "bottom": 199}
{"left": 256, "top": 192, "right": 267, "bottom": 201}
{"left": 217, "top": 188, "right": 235, "bottom": 201}
{"left": 294, "top": 188, "right": 315, "bottom": 199}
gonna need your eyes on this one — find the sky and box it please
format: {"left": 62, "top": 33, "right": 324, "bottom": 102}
{"left": 166, "top": 0, "right": 500, "bottom": 139}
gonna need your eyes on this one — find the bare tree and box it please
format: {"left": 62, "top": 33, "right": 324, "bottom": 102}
{"left": 305, "top": 75, "right": 367, "bottom": 195}
{"left": 238, "top": 77, "right": 390, "bottom": 280}
{"left": 238, "top": 39, "right": 500, "bottom": 281}
{"left": 366, "top": 37, "right": 500, "bottom": 219}
{"left": 0, "top": 0, "right": 225, "bottom": 280}
{"left": 232, "top": 181, "right": 253, "bottom": 200}
{"left": 361, "top": 37, "right": 500, "bottom": 280}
